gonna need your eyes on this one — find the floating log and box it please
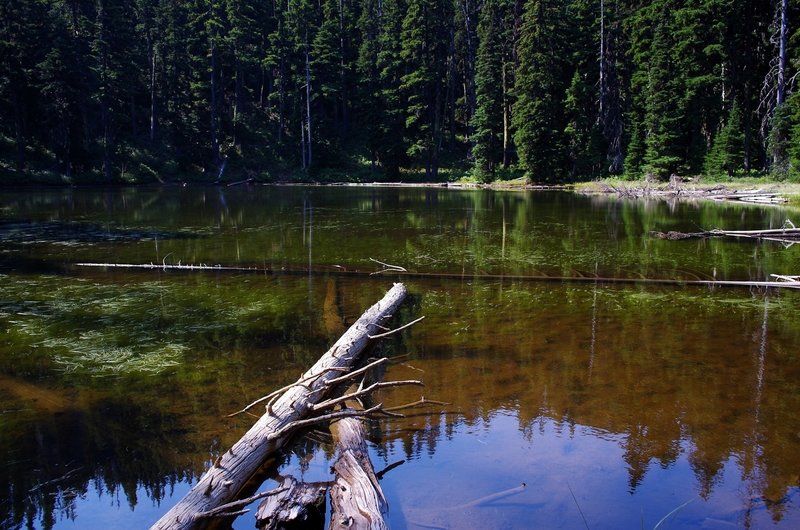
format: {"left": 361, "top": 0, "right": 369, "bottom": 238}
{"left": 76, "top": 261, "right": 800, "bottom": 290}
{"left": 149, "top": 283, "right": 408, "bottom": 530}
{"left": 652, "top": 224, "right": 800, "bottom": 243}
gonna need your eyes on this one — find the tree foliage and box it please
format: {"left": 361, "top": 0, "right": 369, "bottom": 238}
{"left": 0, "top": 0, "right": 798, "bottom": 183}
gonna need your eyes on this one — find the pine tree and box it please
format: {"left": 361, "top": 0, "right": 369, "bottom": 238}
{"left": 641, "top": 10, "right": 684, "bottom": 179}
{"left": 704, "top": 101, "right": 745, "bottom": 178}
{"left": 512, "top": 0, "right": 569, "bottom": 183}
{"left": 471, "top": 0, "right": 506, "bottom": 180}
{"left": 563, "top": 0, "right": 603, "bottom": 179}
{"left": 0, "top": 0, "right": 49, "bottom": 172}
{"left": 400, "top": 0, "right": 451, "bottom": 179}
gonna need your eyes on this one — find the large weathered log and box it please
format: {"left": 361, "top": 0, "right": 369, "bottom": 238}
{"left": 329, "top": 414, "right": 389, "bottom": 530}
{"left": 150, "top": 283, "right": 407, "bottom": 530}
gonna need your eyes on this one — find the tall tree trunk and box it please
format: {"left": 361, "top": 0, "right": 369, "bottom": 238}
{"left": 502, "top": 63, "right": 510, "bottom": 168}
{"left": 101, "top": 101, "right": 113, "bottom": 182}
{"left": 599, "top": 0, "right": 605, "bottom": 120}
{"left": 461, "top": 0, "right": 477, "bottom": 137}
{"left": 446, "top": 26, "right": 457, "bottom": 148}
{"left": 599, "top": 0, "right": 624, "bottom": 174}
{"left": 300, "top": 110, "right": 307, "bottom": 169}
{"left": 12, "top": 85, "right": 25, "bottom": 172}
{"left": 771, "top": 0, "right": 789, "bottom": 170}
{"left": 234, "top": 53, "right": 243, "bottom": 147}
{"left": 278, "top": 62, "right": 285, "bottom": 143}
{"left": 339, "top": 0, "right": 349, "bottom": 135}
{"left": 305, "top": 47, "right": 313, "bottom": 168}
{"left": 150, "top": 44, "right": 156, "bottom": 143}
{"left": 210, "top": 38, "right": 221, "bottom": 168}
{"left": 777, "top": 0, "right": 787, "bottom": 108}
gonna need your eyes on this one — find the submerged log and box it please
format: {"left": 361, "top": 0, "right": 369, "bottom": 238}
{"left": 150, "top": 283, "right": 407, "bottom": 530}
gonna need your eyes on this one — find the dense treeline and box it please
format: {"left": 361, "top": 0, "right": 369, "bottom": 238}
{"left": 1, "top": 0, "right": 799, "bottom": 184}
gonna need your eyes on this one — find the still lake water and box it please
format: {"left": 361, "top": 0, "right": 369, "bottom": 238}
{"left": 1, "top": 185, "right": 799, "bottom": 529}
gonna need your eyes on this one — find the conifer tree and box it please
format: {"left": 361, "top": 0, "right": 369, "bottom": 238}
{"left": 563, "top": 0, "right": 603, "bottom": 179}
{"left": 400, "top": 0, "right": 451, "bottom": 179}
{"left": 704, "top": 101, "right": 745, "bottom": 178}
{"left": 472, "top": 0, "right": 507, "bottom": 180}
{"left": 513, "top": 0, "right": 569, "bottom": 182}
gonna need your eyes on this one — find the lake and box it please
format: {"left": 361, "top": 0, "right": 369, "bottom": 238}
{"left": 1, "top": 185, "right": 799, "bottom": 529}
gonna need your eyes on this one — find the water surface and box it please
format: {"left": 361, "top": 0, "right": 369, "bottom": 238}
{"left": 1, "top": 186, "right": 799, "bottom": 529}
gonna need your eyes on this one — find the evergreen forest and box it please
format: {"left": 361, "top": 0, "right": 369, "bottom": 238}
{"left": 2, "top": 0, "right": 800, "bottom": 184}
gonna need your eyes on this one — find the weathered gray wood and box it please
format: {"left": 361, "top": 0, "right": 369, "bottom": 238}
{"left": 255, "top": 476, "right": 327, "bottom": 530}
{"left": 329, "top": 415, "right": 389, "bottom": 530}
{"left": 149, "top": 283, "right": 407, "bottom": 530}
{"left": 652, "top": 226, "right": 800, "bottom": 242}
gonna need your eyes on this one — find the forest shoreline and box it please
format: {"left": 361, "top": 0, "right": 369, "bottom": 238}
{"left": 3, "top": 173, "right": 800, "bottom": 207}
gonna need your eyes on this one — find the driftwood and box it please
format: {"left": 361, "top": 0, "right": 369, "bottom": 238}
{"left": 77, "top": 261, "right": 800, "bottom": 290}
{"left": 150, "top": 283, "right": 409, "bottom": 530}
{"left": 329, "top": 413, "right": 389, "bottom": 530}
{"left": 593, "top": 182, "right": 789, "bottom": 203}
{"left": 652, "top": 221, "right": 800, "bottom": 245}
{"left": 255, "top": 476, "right": 327, "bottom": 530}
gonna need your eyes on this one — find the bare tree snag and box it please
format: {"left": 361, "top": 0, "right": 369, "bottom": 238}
{"left": 149, "top": 283, "right": 408, "bottom": 530}
{"left": 329, "top": 414, "right": 389, "bottom": 530}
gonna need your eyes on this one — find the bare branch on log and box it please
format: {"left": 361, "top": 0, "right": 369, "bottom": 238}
{"left": 312, "top": 380, "right": 424, "bottom": 413}
{"left": 375, "top": 460, "right": 406, "bottom": 480}
{"left": 266, "top": 404, "right": 385, "bottom": 441}
{"left": 383, "top": 397, "right": 450, "bottom": 413}
{"left": 227, "top": 366, "right": 348, "bottom": 418}
{"left": 369, "top": 257, "right": 408, "bottom": 275}
{"left": 193, "top": 486, "right": 289, "bottom": 520}
{"left": 318, "top": 357, "right": 389, "bottom": 389}
{"left": 368, "top": 316, "right": 426, "bottom": 339}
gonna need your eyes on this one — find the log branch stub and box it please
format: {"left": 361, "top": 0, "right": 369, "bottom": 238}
{"left": 255, "top": 476, "right": 328, "bottom": 530}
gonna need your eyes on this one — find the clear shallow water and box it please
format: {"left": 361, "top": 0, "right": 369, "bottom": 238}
{"left": 1, "top": 186, "right": 799, "bottom": 529}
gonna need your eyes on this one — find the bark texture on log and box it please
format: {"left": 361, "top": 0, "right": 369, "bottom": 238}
{"left": 329, "top": 415, "right": 389, "bottom": 530}
{"left": 150, "top": 283, "right": 407, "bottom": 530}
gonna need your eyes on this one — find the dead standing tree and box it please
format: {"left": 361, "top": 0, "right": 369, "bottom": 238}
{"left": 150, "top": 283, "right": 419, "bottom": 530}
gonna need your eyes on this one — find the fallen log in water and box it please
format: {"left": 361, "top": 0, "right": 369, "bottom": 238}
{"left": 652, "top": 221, "right": 800, "bottom": 245}
{"left": 329, "top": 413, "right": 389, "bottom": 530}
{"left": 150, "top": 283, "right": 409, "bottom": 530}
{"left": 75, "top": 261, "right": 800, "bottom": 290}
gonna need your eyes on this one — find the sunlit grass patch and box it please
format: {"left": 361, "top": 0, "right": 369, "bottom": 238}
{"left": 0, "top": 274, "right": 309, "bottom": 379}
{"left": 53, "top": 343, "right": 186, "bottom": 376}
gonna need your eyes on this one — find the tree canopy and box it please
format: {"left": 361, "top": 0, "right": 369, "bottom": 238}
{"left": 1, "top": 0, "right": 799, "bottom": 183}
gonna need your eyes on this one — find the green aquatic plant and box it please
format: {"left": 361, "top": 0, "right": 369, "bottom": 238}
{"left": 0, "top": 273, "right": 314, "bottom": 378}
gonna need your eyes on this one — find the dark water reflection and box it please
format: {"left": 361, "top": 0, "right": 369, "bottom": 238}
{"left": 0, "top": 186, "right": 799, "bottom": 529}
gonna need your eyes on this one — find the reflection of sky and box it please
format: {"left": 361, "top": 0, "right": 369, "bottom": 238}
{"left": 26, "top": 480, "right": 193, "bottom": 529}
{"left": 373, "top": 412, "right": 798, "bottom": 530}
{"left": 20, "top": 407, "right": 800, "bottom": 529}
